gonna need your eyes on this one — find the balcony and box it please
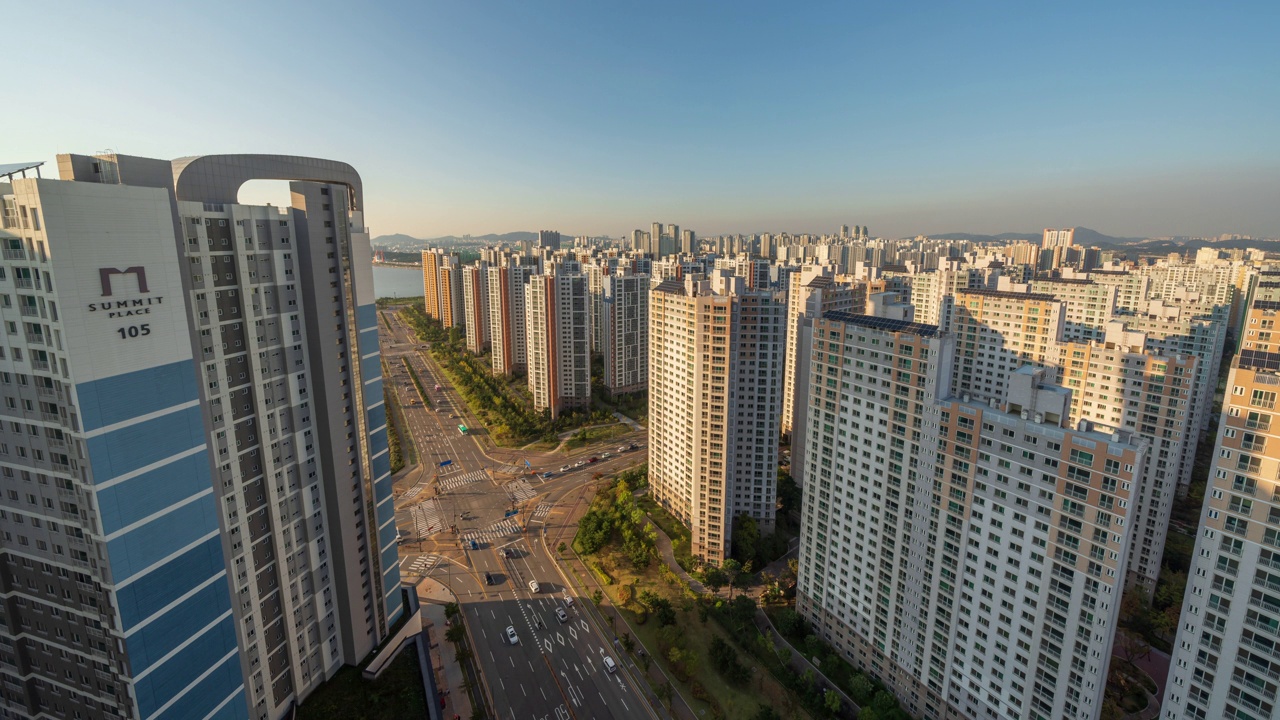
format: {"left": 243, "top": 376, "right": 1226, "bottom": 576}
{"left": 2, "top": 249, "right": 26, "bottom": 260}
{"left": 13, "top": 277, "right": 33, "bottom": 289}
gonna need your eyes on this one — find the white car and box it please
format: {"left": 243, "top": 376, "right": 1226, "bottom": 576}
{"left": 528, "top": 580, "right": 541, "bottom": 593}
{"left": 506, "top": 626, "right": 519, "bottom": 645}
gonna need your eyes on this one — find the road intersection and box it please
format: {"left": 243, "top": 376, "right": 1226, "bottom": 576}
{"left": 379, "top": 306, "right": 656, "bottom": 719}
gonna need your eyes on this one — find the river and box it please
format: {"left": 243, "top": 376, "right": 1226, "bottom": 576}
{"left": 372, "top": 265, "right": 424, "bottom": 300}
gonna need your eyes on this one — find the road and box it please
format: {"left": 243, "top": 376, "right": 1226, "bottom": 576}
{"left": 378, "top": 306, "right": 654, "bottom": 719}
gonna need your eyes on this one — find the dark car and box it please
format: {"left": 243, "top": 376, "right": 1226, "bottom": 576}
{"left": 484, "top": 571, "right": 493, "bottom": 585}
{"left": 588, "top": 457, "right": 599, "bottom": 463}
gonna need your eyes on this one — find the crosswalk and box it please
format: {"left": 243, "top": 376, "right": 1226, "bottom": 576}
{"left": 400, "top": 477, "right": 429, "bottom": 502}
{"left": 410, "top": 499, "right": 443, "bottom": 537}
{"left": 531, "top": 503, "right": 552, "bottom": 522}
{"left": 494, "top": 463, "right": 525, "bottom": 475}
{"left": 506, "top": 479, "right": 537, "bottom": 503}
{"left": 402, "top": 554, "right": 442, "bottom": 576}
{"left": 439, "top": 469, "right": 488, "bottom": 491}
{"left": 461, "top": 518, "right": 521, "bottom": 543}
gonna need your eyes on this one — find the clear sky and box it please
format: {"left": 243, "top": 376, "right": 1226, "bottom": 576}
{"left": 9, "top": 1, "right": 1280, "bottom": 239}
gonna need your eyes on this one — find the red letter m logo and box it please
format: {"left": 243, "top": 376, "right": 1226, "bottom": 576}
{"left": 99, "top": 267, "right": 149, "bottom": 297}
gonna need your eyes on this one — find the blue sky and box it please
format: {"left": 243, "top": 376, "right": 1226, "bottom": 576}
{"left": 9, "top": 1, "right": 1280, "bottom": 238}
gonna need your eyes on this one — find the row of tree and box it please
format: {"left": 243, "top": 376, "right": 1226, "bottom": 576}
{"left": 576, "top": 478, "right": 657, "bottom": 568}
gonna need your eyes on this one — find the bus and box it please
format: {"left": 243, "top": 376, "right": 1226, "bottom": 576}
{"left": 458, "top": 425, "right": 468, "bottom": 435}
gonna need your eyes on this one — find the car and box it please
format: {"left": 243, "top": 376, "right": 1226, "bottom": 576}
{"left": 506, "top": 626, "right": 519, "bottom": 645}
{"left": 617, "top": 446, "right": 628, "bottom": 453}
{"left": 484, "top": 571, "right": 493, "bottom": 585}
{"left": 588, "top": 457, "right": 599, "bottom": 463}
{"left": 469, "top": 539, "right": 479, "bottom": 550}
{"left": 601, "top": 452, "right": 611, "bottom": 459}
{"left": 573, "top": 461, "right": 585, "bottom": 468}
{"left": 602, "top": 655, "right": 617, "bottom": 673}
{"left": 563, "top": 593, "right": 575, "bottom": 607}
{"left": 528, "top": 580, "right": 541, "bottom": 593}
{"left": 559, "top": 465, "right": 570, "bottom": 472}
{"left": 628, "top": 443, "right": 638, "bottom": 450}
{"left": 502, "top": 548, "right": 514, "bottom": 558}
{"left": 556, "top": 607, "right": 568, "bottom": 623}
{"left": 541, "top": 471, "right": 554, "bottom": 479}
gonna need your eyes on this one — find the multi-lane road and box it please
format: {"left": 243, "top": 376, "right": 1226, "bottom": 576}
{"left": 378, "top": 306, "right": 655, "bottom": 719}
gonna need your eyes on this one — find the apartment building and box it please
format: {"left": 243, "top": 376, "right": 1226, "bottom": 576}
{"left": 436, "top": 257, "right": 464, "bottom": 329}
{"left": 648, "top": 272, "right": 783, "bottom": 562}
{"left": 1027, "top": 278, "right": 1118, "bottom": 342}
{"left": 1162, "top": 287, "right": 1280, "bottom": 720}
{"left": 599, "top": 271, "right": 648, "bottom": 395}
{"left": 798, "top": 312, "right": 1147, "bottom": 720}
{"left": 486, "top": 258, "right": 538, "bottom": 376}
{"left": 421, "top": 249, "right": 442, "bottom": 321}
{"left": 524, "top": 271, "right": 589, "bottom": 418}
{"left": 461, "top": 262, "right": 489, "bottom": 354}
{"left": 0, "top": 153, "right": 400, "bottom": 720}
{"left": 950, "top": 289, "right": 1063, "bottom": 405}
{"left": 782, "top": 271, "right": 862, "bottom": 489}
{"left": 1057, "top": 324, "right": 1196, "bottom": 595}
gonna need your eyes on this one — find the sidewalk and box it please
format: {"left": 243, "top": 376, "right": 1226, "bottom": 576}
{"left": 647, "top": 518, "right": 707, "bottom": 594}
{"left": 418, "top": 579, "right": 472, "bottom": 720}
{"left": 757, "top": 610, "right": 860, "bottom": 719}
{"left": 611, "top": 410, "right": 643, "bottom": 432}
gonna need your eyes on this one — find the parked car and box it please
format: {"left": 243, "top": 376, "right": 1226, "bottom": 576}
{"left": 506, "top": 626, "right": 519, "bottom": 645}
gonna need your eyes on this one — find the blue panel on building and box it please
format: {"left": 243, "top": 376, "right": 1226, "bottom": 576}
{"left": 105, "top": 492, "right": 220, "bottom": 581}
{"left": 385, "top": 590, "right": 404, "bottom": 627}
{"left": 124, "top": 576, "right": 232, "bottom": 675}
{"left": 360, "top": 353, "right": 382, "bottom": 386}
{"left": 115, "top": 536, "right": 227, "bottom": 628}
{"left": 365, "top": 403, "right": 387, "bottom": 434}
{"left": 133, "top": 616, "right": 241, "bottom": 719}
{"left": 378, "top": 518, "right": 398, "bottom": 551}
{"left": 96, "top": 453, "right": 212, "bottom": 536}
{"left": 356, "top": 303, "right": 378, "bottom": 332}
{"left": 76, "top": 360, "right": 200, "bottom": 432}
{"left": 372, "top": 455, "right": 392, "bottom": 488}
{"left": 85, "top": 406, "right": 206, "bottom": 482}
{"left": 198, "top": 687, "right": 250, "bottom": 720}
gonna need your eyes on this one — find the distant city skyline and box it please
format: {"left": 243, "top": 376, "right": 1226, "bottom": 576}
{"left": 8, "top": 1, "right": 1280, "bottom": 239}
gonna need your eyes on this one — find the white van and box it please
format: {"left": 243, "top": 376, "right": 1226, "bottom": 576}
{"left": 528, "top": 580, "right": 541, "bottom": 593}
{"left": 602, "top": 655, "right": 617, "bottom": 674}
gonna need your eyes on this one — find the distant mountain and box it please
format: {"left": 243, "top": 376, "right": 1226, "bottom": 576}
{"left": 927, "top": 227, "right": 1147, "bottom": 248}
{"left": 372, "top": 231, "right": 538, "bottom": 248}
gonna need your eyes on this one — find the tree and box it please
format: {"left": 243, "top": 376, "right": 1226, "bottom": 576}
{"left": 444, "top": 602, "right": 460, "bottom": 620}
{"left": 722, "top": 558, "right": 742, "bottom": 599}
{"left": 1155, "top": 570, "right": 1188, "bottom": 611}
{"left": 776, "top": 608, "right": 805, "bottom": 638}
{"left": 730, "top": 595, "right": 757, "bottom": 628}
{"left": 753, "top": 704, "right": 782, "bottom": 720}
{"left": 850, "top": 673, "right": 875, "bottom": 705}
{"left": 592, "top": 589, "right": 604, "bottom": 606}
{"left": 445, "top": 624, "right": 466, "bottom": 644}
{"left": 824, "top": 689, "right": 842, "bottom": 714}
{"left": 870, "top": 690, "right": 897, "bottom": 714}
{"left": 732, "top": 514, "right": 760, "bottom": 565}
{"left": 703, "top": 567, "right": 728, "bottom": 594}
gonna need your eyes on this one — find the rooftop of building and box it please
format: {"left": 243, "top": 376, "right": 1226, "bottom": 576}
{"left": 820, "top": 311, "right": 941, "bottom": 337}
{"left": 956, "top": 288, "right": 1060, "bottom": 302}
{"left": 1237, "top": 349, "right": 1280, "bottom": 373}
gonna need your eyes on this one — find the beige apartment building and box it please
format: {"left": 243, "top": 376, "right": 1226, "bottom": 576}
{"left": 648, "top": 272, "right": 783, "bottom": 562}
